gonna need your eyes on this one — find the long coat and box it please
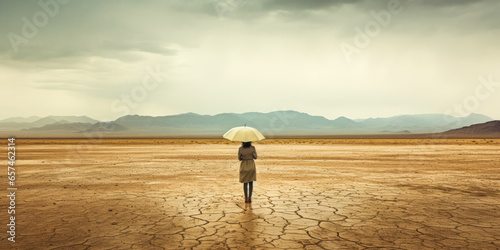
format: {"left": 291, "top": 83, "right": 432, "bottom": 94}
{"left": 238, "top": 146, "right": 257, "bottom": 183}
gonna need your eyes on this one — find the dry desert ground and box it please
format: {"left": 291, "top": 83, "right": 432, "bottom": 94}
{"left": 1, "top": 139, "right": 500, "bottom": 249}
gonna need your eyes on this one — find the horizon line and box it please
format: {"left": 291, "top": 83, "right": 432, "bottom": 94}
{"left": 0, "top": 110, "right": 496, "bottom": 123}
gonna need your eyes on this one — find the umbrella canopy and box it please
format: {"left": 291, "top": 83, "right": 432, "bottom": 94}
{"left": 223, "top": 125, "right": 265, "bottom": 142}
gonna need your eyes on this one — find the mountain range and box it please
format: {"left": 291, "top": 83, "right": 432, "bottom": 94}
{"left": 0, "top": 111, "right": 497, "bottom": 137}
{"left": 0, "top": 116, "right": 99, "bottom": 131}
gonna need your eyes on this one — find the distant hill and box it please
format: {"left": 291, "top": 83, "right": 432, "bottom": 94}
{"left": 23, "top": 122, "right": 94, "bottom": 132}
{"left": 0, "top": 116, "right": 100, "bottom": 131}
{"left": 442, "top": 121, "right": 500, "bottom": 135}
{"left": 80, "top": 122, "right": 128, "bottom": 133}
{"left": 112, "top": 111, "right": 494, "bottom": 135}
{"left": 2, "top": 111, "right": 496, "bottom": 137}
{"left": 357, "top": 113, "right": 492, "bottom": 133}
{"left": 114, "top": 111, "right": 339, "bottom": 134}
{"left": 29, "top": 117, "right": 60, "bottom": 128}
{"left": 40, "top": 116, "right": 100, "bottom": 124}
{"left": 0, "top": 116, "right": 41, "bottom": 123}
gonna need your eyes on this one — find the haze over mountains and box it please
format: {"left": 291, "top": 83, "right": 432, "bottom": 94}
{"left": 0, "top": 111, "right": 497, "bottom": 138}
{"left": 0, "top": 116, "right": 99, "bottom": 131}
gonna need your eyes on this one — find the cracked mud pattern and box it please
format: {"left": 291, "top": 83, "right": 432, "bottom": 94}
{"left": 2, "top": 139, "right": 500, "bottom": 249}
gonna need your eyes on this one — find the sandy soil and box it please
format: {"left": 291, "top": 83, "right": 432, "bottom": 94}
{"left": 1, "top": 139, "right": 500, "bottom": 249}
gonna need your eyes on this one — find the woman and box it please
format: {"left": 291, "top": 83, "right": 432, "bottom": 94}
{"left": 238, "top": 141, "right": 257, "bottom": 203}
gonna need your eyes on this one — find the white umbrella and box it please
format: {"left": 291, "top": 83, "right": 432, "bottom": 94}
{"left": 223, "top": 125, "right": 265, "bottom": 142}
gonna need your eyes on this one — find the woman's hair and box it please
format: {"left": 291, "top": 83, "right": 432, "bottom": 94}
{"left": 242, "top": 141, "right": 252, "bottom": 148}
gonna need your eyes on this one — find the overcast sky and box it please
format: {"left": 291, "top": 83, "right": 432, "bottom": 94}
{"left": 1, "top": 0, "right": 499, "bottom": 121}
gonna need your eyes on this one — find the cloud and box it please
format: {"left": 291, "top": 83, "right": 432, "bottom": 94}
{"left": 1, "top": 0, "right": 500, "bottom": 120}
{"left": 418, "top": 0, "right": 489, "bottom": 7}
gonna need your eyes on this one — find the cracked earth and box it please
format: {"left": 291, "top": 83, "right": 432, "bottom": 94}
{"left": 1, "top": 139, "right": 500, "bottom": 249}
